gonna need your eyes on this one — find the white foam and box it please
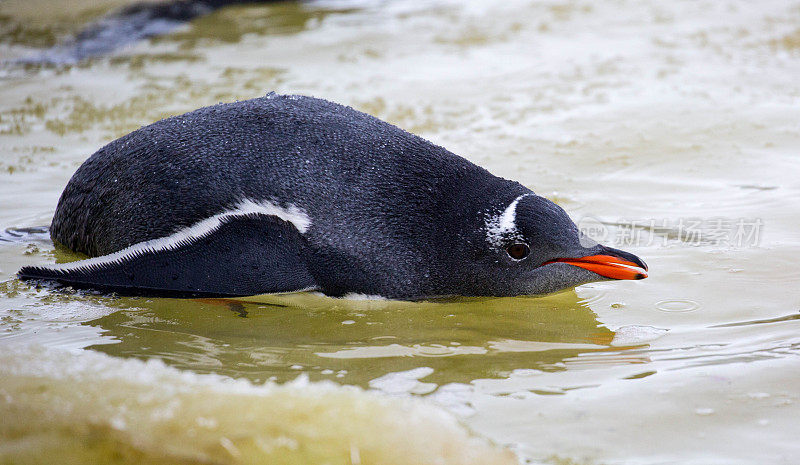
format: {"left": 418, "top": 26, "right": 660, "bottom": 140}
{"left": 610, "top": 325, "right": 669, "bottom": 347}
{"left": 341, "top": 293, "right": 389, "bottom": 301}
{"left": 369, "top": 367, "right": 437, "bottom": 396}
{"left": 0, "top": 346, "right": 518, "bottom": 464}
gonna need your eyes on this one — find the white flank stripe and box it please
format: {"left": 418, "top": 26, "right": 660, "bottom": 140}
{"left": 485, "top": 194, "right": 530, "bottom": 247}
{"left": 43, "top": 199, "right": 311, "bottom": 273}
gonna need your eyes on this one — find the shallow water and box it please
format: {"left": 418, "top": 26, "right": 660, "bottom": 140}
{"left": 1, "top": 0, "right": 800, "bottom": 463}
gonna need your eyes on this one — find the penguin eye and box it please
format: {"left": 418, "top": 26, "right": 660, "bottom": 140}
{"left": 506, "top": 243, "right": 530, "bottom": 260}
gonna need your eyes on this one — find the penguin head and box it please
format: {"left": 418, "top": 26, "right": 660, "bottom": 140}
{"left": 467, "top": 193, "right": 648, "bottom": 297}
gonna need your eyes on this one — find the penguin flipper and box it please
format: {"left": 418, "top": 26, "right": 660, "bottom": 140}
{"left": 18, "top": 214, "right": 317, "bottom": 298}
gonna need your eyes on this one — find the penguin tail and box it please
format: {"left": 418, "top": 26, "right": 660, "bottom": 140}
{"left": 17, "top": 261, "right": 176, "bottom": 296}
{"left": 18, "top": 265, "right": 70, "bottom": 282}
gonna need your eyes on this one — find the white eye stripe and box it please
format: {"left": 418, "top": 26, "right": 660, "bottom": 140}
{"left": 485, "top": 193, "right": 531, "bottom": 247}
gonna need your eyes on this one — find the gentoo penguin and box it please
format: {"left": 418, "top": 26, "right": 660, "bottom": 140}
{"left": 18, "top": 93, "right": 647, "bottom": 299}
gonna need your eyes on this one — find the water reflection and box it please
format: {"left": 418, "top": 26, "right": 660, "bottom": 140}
{"left": 86, "top": 291, "right": 619, "bottom": 387}
{"left": 157, "top": 2, "right": 361, "bottom": 47}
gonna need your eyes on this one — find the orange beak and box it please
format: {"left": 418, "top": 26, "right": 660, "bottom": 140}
{"left": 545, "top": 254, "right": 648, "bottom": 280}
